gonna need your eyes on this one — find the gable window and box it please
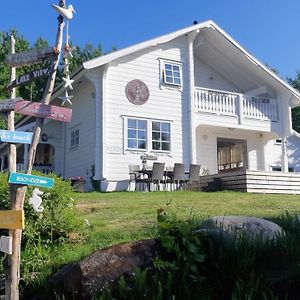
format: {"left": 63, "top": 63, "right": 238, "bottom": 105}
{"left": 152, "top": 121, "right": 170, "bottom": 151}
{"left": 127, "top": 118, "right": 147, "bottom": 150}
{"left": 70, "top": 128, "right": 80, "bottom": 149}
{"left": 161, "top": 60, "right": 182, "bottom": 87}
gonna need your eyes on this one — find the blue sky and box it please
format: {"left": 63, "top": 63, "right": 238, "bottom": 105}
{"left": 1, "top": 0, "right": 300, "bottom": 79}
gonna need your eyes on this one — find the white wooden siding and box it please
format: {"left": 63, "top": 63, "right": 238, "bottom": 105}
{"left": 64, "top": 80, "right": 96, "bottom": 184}
{"left": 194, "top": 57, "right": 241, "bottom": 93}
{"left": 104, "top": 36, "right": 190, "bottom": 184}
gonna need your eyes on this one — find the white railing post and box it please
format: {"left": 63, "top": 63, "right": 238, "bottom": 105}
{"left": 238, "top": 94, "right": 244, "bottom": 124}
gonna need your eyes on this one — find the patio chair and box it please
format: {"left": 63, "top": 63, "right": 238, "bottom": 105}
{"left": 186, "top": 164, "right": 201, "bottom": 191}
{"left": 128, "top": 164, "right": 143, "bottom": 191}
{"left": 144, "top": 162, "right": 165, "bottom": 191}
{"left": 166, "top": 163, "right": 186, "bottom": 191}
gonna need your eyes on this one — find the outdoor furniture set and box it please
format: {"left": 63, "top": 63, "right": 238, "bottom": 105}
{"left": 129, "top": 162, "right": 201, "bottom": 191}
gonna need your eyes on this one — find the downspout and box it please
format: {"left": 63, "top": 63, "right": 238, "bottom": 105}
{"left": 187, "top": 30, "right": 199, "bottom": 164}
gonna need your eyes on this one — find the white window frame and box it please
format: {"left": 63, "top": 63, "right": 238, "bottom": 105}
{"left": 159, "top": 59, "right": 183, "bottom": 88}
{"left": 151, "top": 120, "right": 171, "bottom": 152}
{"left": 274, "top": 138, "right": 282, "bottom": 145}
{"left": 123, "top": 116, "right": 172, "bottom": 153}
{"left": 126, "top": 118, "right": 148, "bottom": 151}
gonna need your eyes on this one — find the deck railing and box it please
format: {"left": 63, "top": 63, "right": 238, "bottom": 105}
{"left": 194, "top": 87, "right": 278, "bottom": 122}
{"left": 16, "top": 163, "right": 54, "bottom": 174}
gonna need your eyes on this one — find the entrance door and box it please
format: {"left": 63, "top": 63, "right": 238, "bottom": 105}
{"left": 217, "top": 138, "right": 247, "bottom": 173}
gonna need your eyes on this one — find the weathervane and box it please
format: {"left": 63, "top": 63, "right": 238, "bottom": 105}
{"left": 52, "top": 3, "right": 76, "bottom": 105}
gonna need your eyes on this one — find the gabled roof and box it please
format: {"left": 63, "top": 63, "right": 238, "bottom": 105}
{"left": 80, "top": 20, "right": 300, "bottom": 102}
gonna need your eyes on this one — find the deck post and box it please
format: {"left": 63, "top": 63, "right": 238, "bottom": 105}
{"left": 281, "top": 137, "right": 288, "bottom": 172}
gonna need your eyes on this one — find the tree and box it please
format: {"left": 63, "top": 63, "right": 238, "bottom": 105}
{"left": 288, "top": 71, "right": 300, "bottom": 132}
{"left": 0, "top": 30, "right": 113, "bottom": 129}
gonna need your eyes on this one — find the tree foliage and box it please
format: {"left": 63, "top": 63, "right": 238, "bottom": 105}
{"left": 288, "top": 71, "right": 300, "bottom": 132}
{"left": 0, "top": 29, "right": 110, "bottom": 129}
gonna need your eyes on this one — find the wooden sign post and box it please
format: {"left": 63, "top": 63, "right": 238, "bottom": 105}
{"left": 15, "top": 100, "right": 72, "bottom": 122}
{"left": 6, "top": 67, "right": 51, "bottom": 90}
{"left": 0, "top": 98, "right": 23, "bottom": 112}
{"left": 9, "top": 173, "right": 54, "bottom": 188}
{"left": 0, "top": 211, "right": 24, "bottom": 230}
{"left": 0, "top": 130, "right": 33, "bottom": 144}
{"left": 4, "top": 1, "right": 67, "bottom": 299}
{"left": 5, "top": 47, "right": 58, "bottom": 67}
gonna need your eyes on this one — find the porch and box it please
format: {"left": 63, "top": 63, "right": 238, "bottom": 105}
{"left": 0, "top": 143, "right": 55, "bottom": 174}
{"left": 194, "top": 87, "right": 278, "bottom": 122}
{"left": 200, "top": 169, "right": 300, "bottom": 194}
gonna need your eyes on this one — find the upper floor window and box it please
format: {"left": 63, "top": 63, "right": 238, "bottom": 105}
{"left": 152, "top": 121, "right": 171, "bottom": 151}
{"left": 161, "top": 60, "right": 182, "bottom": 87}
{"left": 127, "top": 118, "right": 147, "bottom": 150}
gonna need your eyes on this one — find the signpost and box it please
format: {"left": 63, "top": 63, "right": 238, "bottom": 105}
{"left": 0, "top": 130, "right": 33, "bottom": 144}
{"left": 5, "top": 47, "right": 58, "bottom": 67}
{"left": 6, "top": 67, "right": 51, "bottom": 90}
{"left": 15, "top": 100, "right": 72, "bottom": 122}
{"left": 0, "top": 97, "right": 23, "bottom": 112}
{"left": 9, "top": 173, "right": 54, "bottom": 188}
{"left": 0, "top": 210, "right": 24, "bottom": 230}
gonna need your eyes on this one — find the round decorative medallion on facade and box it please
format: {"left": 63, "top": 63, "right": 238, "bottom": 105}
{"left": 125, "top": 79, "right": 149, "bottom": 105}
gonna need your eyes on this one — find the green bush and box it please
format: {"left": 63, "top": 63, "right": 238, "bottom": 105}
{"left": 0, "top": 171, "right": 81, "bottom": 246}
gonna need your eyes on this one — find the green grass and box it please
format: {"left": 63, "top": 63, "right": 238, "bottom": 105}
{"left": 22, "top": 190, "right": 300, "bottom": 293}
{"left": 74, "top": 190, "right": 300, "bottom": 249}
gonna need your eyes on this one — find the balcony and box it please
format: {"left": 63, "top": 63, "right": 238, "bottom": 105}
{"left": 194, "top": 87, "right": 278, "bottom": 122}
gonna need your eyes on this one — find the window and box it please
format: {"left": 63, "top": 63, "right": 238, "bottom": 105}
{"left": 275, "top": 139, "right": 282, "bottom": 144}
{"left": 125, "top": 117, "right": 171, "bottom": 152}
{"left": 71, "top": 128, "right": 80, "bottom": 148}
{"left": 162, "top": 61, "right": 182, "bottom": 86}
{"left": 127, "top": 119, "right": 147, "bottom": 150}
{"left": 152, "top": 121, "right": 170, "bottom": 151}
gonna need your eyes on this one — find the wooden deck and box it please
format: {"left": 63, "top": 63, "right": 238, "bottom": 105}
{"left": 200, "top": 170, "right": 300, "bottom": 194}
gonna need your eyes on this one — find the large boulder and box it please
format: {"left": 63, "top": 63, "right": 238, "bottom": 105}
{"left": 200, "top": 216, "right": 284, "bottom": 241}
{"left": 51, "top": 239, "right": 158, "bottom": 300}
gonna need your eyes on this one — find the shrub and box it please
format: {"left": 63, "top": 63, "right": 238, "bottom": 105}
{"left": 0, "top": 171, "right": 81, "bottom": 246}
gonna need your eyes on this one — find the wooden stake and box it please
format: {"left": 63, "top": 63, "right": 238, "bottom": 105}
{"left": 5, "top": 1, "right": 66, "bottom": 299}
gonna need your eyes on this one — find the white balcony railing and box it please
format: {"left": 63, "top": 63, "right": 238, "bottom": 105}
{"left": 194, "top": 87, "right": 278, "bottom": 122}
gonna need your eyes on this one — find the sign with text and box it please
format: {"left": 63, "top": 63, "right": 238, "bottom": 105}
{"left": 7, "top": 67, "right": 50, "bottom": 90}
{"left": 5, "top": 47, "right": 58, "bottom": 67}
{"left": 15, "top": 100, "right": 72, "bottom": 123}
{"left": 0, "top": 98, "right": 23, "bottom": 113}
{"left": 9, "top": 173, "right": 54, "bottom": 188}
{"left": 0, "top": 130, "right": 33, "bottom": 144}
{"left": 0, "top": 210, "right": 24, "bottom": 230}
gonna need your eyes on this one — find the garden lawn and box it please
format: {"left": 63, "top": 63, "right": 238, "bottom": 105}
{"left": 21, "top": 190, "right": 300, "bottom": 291}
{"left": 74, "top": 190, "right": 300, "bottom": 251}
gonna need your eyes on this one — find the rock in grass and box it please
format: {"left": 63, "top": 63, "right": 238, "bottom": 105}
{"left": 51, "top": 239, "right": 158, "bottom": 300}
{"left": 200, "top": 216, "right": 284, "bottom": 241}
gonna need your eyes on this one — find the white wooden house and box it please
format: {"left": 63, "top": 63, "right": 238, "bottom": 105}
{"left": 2, "top": 20, "right": 300, "bottom": 192}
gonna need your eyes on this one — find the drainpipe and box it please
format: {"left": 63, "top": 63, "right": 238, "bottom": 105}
{"left": 187, "top": 30, "right": 199, "bottom": 164}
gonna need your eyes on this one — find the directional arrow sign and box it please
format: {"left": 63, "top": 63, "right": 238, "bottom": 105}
{"left": 7, "top": 67, "right": 50, "bottom": 90}
{"left": 0, "top": 210, "right": 24, "bottom": 230}
{"left": 5, "top": 47, "right": 58, "bottom": 67}
{"left": 9, "top": 173, "right": 54, "bottom": 188}
{"left": 0, "top": 130, "right": 33, "bottom": 144}
{"left": 0, "top": 97, "right": 23, "bottom": 113}
{"left": 15, "top": 100, "right": 72, "bottom": 123}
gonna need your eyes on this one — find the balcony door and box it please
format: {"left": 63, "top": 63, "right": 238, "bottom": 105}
{"left": 217, "top": 138, "right": 247, "bottom": 173}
